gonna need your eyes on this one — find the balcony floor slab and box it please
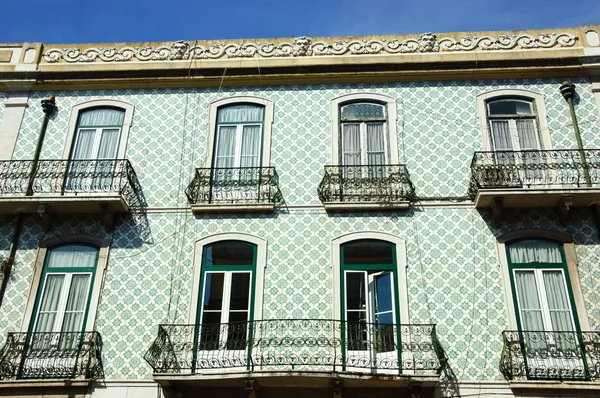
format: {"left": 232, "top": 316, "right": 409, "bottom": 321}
{"left": 474, "top": 188, "right": 600, "bottom": 208}
{"left": 0, "top": 195, "right": 129, "bottom": 214}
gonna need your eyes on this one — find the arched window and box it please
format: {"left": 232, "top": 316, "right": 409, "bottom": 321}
{"left": 196, "top": 241, "right": 257, "bottom": 351}
{"left": 71, "top": 108, "right": 125, "bottom": 161}
{"left": 339, "top": 102, "right": 388, "bottom": 166}
{"left": 340, "top": 239, "right": 400, "bottom": 370}
{"left": 29, "top": 244, "right": 99, "bottom": 336}
{"left": 213, "top": 105, "right": 264, "bottom": 170}
{"left": 486, "top": 98, "right": 541, "bottom": 153}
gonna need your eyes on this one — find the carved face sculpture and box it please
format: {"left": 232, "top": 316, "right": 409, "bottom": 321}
{"left": 293, "top": 36, "right": 312, "bottom": 56}
{"left": 418, "top": 33, "right": 439, "bottom": 52}
{"left": 170, "top": 41, "right": 190, "bottom": 60}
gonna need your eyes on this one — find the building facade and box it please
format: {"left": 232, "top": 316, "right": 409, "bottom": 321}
{"left": 0, "top": 25, "right": 600, "bottom": 398}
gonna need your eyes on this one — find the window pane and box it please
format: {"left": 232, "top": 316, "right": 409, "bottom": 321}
{"left": 72, "top": 129, "right": 97, "bottom": 159}
{"left": 203, "top": 273, "right": 224, "bottom": 310}
{"left": 515, "top": 271, "right": 545, "bottom": 331}
{"left": 342, "top": 123, "right": 361, "bottom": 166}
{"left": 47, "top": 245, "right": 98, "bottom": 269}
{"left": 490, "top": 121, "right": 513, "bottom": 152}
{"left": 97, "top": 129, "right": 120, "bottom": 159}
{"left": 229, "top": 273, "right": 250, "bottom": 311}
{"left": 488, "top": 100, "right": 533, "bottom": 115}
{"left": 343, "top": 240, "right": 393, "bottom": 264}
{"left": 215, "top": 126, "right": 237, "bottom": 169}
{"left": 516, "top": 119, "right": 539, "bottom": 150}
{"left": 543, "top": 271, "right": 574, "bottom": 331}
{"left": 509, "top": 240, "right": 562, "bottom": 264}
{"left": 346, "top": 272, "right": 366, "bottom": 310}
{"left": 61, "top": 274, "right": 91, "bottom": 333}
{"left": 240, "top": 125, "right": 261, "bottom": 168}
{"left": 341, "top": 103, "right": 384, "bottom": 120}
{"left": 218, "top": 105, "right": 264, "bottom": 123}
{"left": 34, "top": 275, "right": 65, "bottom": 333}
{"left": 204, "top": 242, "right": 255, "bottom": 266}
{"left": 367, "top": 123, "right": 385, "bottom": 166}
{"left": 375, "top": 273, "right": 393, "bottom": 315}
{"left": 78, "top": 108, "right": 125, "bottom": 127}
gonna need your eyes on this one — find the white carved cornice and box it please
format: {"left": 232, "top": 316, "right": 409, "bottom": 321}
{"left": 41, "top": 32, "right": 579, "bottom": 64}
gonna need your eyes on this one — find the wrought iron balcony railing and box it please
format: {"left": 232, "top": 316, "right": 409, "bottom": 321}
{"left": 185, "top": 167, "right": 283, "bottom": 205}
{"left": 468, "top": 150, "right": 600, "bottom": 197}
{"left": 0, "top": 331, "right": 104, "bottom": 380}
{"left": 317, "top": 164, "right": 416, "bottom": 203}
{"left": 0, "top": 159, "right": 144, "bottom": 209}
{"left": 499, "top": 330, "right": 600, "bottom": 381}
{"left": 144, "top": 319, "right": 445, "bottom": 375}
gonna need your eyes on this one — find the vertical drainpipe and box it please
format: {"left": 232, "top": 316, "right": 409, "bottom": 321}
{"left": 0, "top": 96, "right": 56, "bottom": 308}
{"left": 559, "top": 81, "right": 600, "bottom": 237}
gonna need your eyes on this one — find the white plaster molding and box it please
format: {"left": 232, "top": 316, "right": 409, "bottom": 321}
{"left": 42, "top": 32, "right": 579, "bottom": 63}
{"left": 476, "top": 88, "right": 552, "bottom": 152}
{"left": 202, "top": 96, "right": 274, "bottom": 168}
{"left": 20, "top": 234, "right": 111, "bottom": 333}
{"left": 495, "top": 229, "right": 590, "bottom": 331}
{"left": 188, "top": 233, "right": 267, "bottom": 324}
{"left": 62, "top": 99, "right": 135, "bottom": 159}
{"left": 329, "top": 93, "right": 399, "bottom": 164}
{"left": 331, "top": 231, "right": 409, "bottom": 326}
{"left": 0, "top": 91, "right": 30, "bottom": 160}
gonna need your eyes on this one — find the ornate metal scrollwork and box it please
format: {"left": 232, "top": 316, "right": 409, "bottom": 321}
{"left": 499, "top": 330, "right": 600, "bottom": 381}
{"left": 144, "top": 320, "right": 445, "bottom": 375}
{"left": 468, "top": 149, "right": 600, "bottom": 198}
{"left": 185, "top": 167, "right": 283, "bottom": 205}
{"left": 317, "top": 164, "right": 416, "bottom": 203}
{"left": 0, "top": 159, "right": 145, "bottom": 210}
{"left": 0, "top": 331, "right": 104, "bottom": 380}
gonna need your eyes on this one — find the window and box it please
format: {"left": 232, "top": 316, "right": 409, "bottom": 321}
{"left": 476, "top": 89, "right": 551, "bottom": 153}
{"left": 63, "top": 100, "right": 134, "bottom": 192}
{"left": 188, "top": 233, "right": 267, "bottom": 371}
{"left": 17, "top": 235, "right": 109, "bottom": 379}
{"left": 196, "top": 241, "right": 256, "bottom": 351}
{"left": 340, "top": 102, "right": 388, "bottom": 167}
{"left": 487, "top": 98, "right": 540, "bottom": 153}
{"left": 497, "top": 230, "right": 591, "bottom": 380}
{"left": 332, "top": 232, "right": 409, "bottom": 374}
{"left": 330, "top": 93, "right": 399, "bottom": 165}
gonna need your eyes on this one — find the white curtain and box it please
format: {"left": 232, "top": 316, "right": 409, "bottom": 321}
{"left": 61, "top": 275, "right": 91, "bottom": 334}
{"left": 508, "top": 240, "right": 562, "bottom": 263}
{"left": 218, "top": 105, "right": 264, "bottom": 123}
{"left": 516, "top": 120, "right": 539, "bottom": 150}
{"left": 34, "top": 275, "right": 64, "bottom": 333}
{"left": 79, "top": 108, "right": 124, "bottom": 127}
{"left": 342, "top": 124, "right": 361, "bottom": 166}
{"left": 491, "top": 120, "right": 512, "bottom": 151}
{"left": 240, "top": 125, "right": 260, "bottom": 170}
{"left": 72, "top": 129, "right": 97, "bottom": 159}
{"left": 515, "top": 271, "right": 545, "bottom": 331}
{"left": 543, "top": 271, "right": 574, "bottom": 332}
{"left": 98, "top": 129, "right": 120, "bottom": 159}
{"left": 215, "top": 126, "right": 237, "bottom": 169}
{"left": 48, "top": 245, "right": 97, "bottom": 269}
{"left": 366, "top": 123, "right": 385, "bottom": 166}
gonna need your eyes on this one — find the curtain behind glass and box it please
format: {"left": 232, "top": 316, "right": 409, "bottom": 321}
{"left": 48, "top": 245, "right": 97, "bottom": 269}
{"left": 542, "top": 271, "right": 574, "bottom": 332}
{"left": 61, "top": 275, "right": 91, "bottom": 335}
{"left": 366, "top": 123, "right": 385, "bottom": 166}
{"left": 34, "top": 275, "right": 65, "bottom": 333}
{"left": 72, "top": 129, "right": 96, "bottom": 159}
{"left": 218, "top": 105, "right": 264, "bottom": 123}
{"left": 515, "top": 271, "right": 545, "bottom": 332}
{"left": 97, "top": 129, "right": 120, "bottom": 159}
{"left": 215, "top": 127, "right": 236, "bottom": 169}
{"left": 509, "top": 240, "right": 562, "bottom": 263}
{"left": 516, "top": 119, "right": 544, "bottom": 182}
{"left": 240, "top": 126, "right": 261, "bottom": 169}
{"left": 342, "top": 124, "right": 361, "bottom": 166}
{"left": 78, "top": 109, "right": 124, "bottom": 127}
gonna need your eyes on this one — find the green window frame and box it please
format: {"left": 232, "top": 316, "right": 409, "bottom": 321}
{"left": 339, "top": 239, "right": 402, "bottom": 374}
{"left": 192, "top": 240, "right": 258, "bottom": 371}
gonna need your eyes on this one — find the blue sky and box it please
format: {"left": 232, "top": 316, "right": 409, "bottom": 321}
{"left": 2, "top": 0, "right": 599, "bottom": 44}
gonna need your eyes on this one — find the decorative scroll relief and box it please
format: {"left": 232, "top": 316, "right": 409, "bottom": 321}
{"left": 42, "top": 32, "right": 578, "bottom": 63}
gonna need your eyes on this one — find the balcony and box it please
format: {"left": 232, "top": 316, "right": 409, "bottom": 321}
{"left": 144, "top": 320, "right": 445, "bottom": 388}
{"left": 185, "top": 167, "right": 283, "bottom": 212}
{"left": 317, "top": 165, "right": 416, "bottom": 211}
{"left": 500, "top": 330, "right": 600, "bottom": 382}
{"left": 468, "top": 150, "right": 600, "bottom": 211}
{"left": 0, "top": 159, "right": 143, "bottom": 225}
{"left": 0, "top": 331, "right": 103, "bottom": 385}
